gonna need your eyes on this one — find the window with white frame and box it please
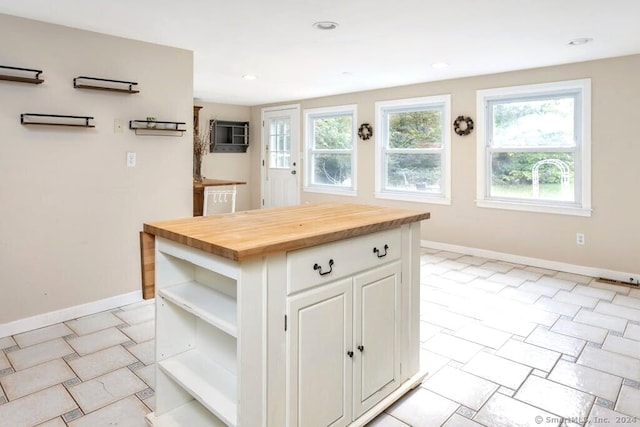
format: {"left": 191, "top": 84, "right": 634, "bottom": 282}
{"left": 304, "top": 105, "right": 357, "bottom": 195}
{"left": 476, "top": 79, "right": 591, "bottom": 216}
{"left": 375, "top": 95, "right": 451, "bottom": 204}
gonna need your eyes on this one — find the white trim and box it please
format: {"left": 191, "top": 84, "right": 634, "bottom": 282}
{"left": 421, "top": 240, "right": 638, "bottom": 284}
{"left": 0, "top": 290, "right": 144, "bottom": 338}
{"left": 476, "top": 79, "right": 591, "bottom": 217}
{"left": 476, "top": 199, "right": 592, "bottom": 217}
{"left": 375, "top": 94, "right": 451, "bottom": 204}
{"left": 303, "top": 104, "right": 358, "bottom": 195}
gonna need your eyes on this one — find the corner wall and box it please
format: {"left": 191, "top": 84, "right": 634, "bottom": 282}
{"left": 250, "top": 55, "right": 640, "bottom": 276}
{"left": 0, "top": 14, "right": 193, "bottom": 326}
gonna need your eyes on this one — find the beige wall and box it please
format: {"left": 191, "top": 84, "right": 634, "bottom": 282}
{"left": 196, "top": 102, "right": 252, "bottom": 211}
{"left": 250, "top": 55, "right": 640, "bottom": 275}
{"left": 0, "top": 14, "right": 193, "bottom": 324}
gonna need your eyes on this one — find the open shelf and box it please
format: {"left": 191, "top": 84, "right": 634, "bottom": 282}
{"left": 159, "top": 281, "right": 237, "bottom": 337}
{"left": 74, "top": 76, "right": 139, "bottom": 93}
{"left": 21, "top": 113, "right": 94, "bottom": 128}
{"left": 158, "top": 349, "right": 237, "bottom": 426}
{"left": 146, "top": 400, "right": 226, "bottom": 427}
{"left": 0, "top": 65, "right": 43, "bottom": 84}
{"left": 130, "top": 120, "right": 186, "bottom": 136}
{"left": 211, "top": 120, "right": 249, "bottom": 153}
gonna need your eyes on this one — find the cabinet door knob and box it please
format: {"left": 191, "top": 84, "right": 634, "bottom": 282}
{"left": 373, "top": 244, "right": 389, "bottom": 258}
{"left": 347, "top": 351, "right": 354, "bottom": 358}
{"left": 358, "top": 345, "right": 364, "bottom": 352}
{"left": 313, "top": 259, "right": 334, "bottom": 276}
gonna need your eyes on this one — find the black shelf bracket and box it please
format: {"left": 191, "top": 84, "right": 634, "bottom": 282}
{"left": 21, "top": 113, "right": 95, "bottom": 128}
{"left": 129, "top": 120, "right": 187, "bottom": 136}
{"left": 74, "top": 76, "right": 139, "bottom": 93}
{"left": 0, "top": 65, "right": 44, "bottom": 84}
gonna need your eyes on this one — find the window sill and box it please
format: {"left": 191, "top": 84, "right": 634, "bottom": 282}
{"left": 303, "top": 186, "right": 357, "bottom": 197}
{"left": 375, "top": 191, "right": 451, "bottom": 205}
{"left": 476, "top": 199, "right": 592, "bottom": 217}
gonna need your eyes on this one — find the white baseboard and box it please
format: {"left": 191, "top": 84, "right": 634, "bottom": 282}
{"left": 421, "top": 240, "right": 638, "bottom": 284}
{"left": 0, "top": 290, "right": 145, "bottom": 338}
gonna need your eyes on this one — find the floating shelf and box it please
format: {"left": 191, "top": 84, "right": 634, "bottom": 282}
{"left": 73, "top": 76, "right": 139, "bottom": 93}
{"left": 0, "top": 65, "right": 44, "bottom": 84}
{"left": 21, "top": 113, "right": 95, "bottom": 128}
{"left": 129, "top": 120, "right": 186, "bottom": 136}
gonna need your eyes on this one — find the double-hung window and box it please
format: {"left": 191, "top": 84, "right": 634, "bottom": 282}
{"left": 476, "top": 79, "right": 591, "bottom": 216}
{"left": 304, "top": 105, "right": 357, "bottom": 195}
{"left": 375, "top": 95, "right": 451, "bottom": 204}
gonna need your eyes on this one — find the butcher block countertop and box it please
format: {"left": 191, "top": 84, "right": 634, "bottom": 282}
{"left": 144, "top": 203, "right": 430, "bottom": 262}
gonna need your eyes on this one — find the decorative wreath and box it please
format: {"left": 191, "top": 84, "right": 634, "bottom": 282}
{"left": 453, "top": 116, "right": 474, "bottom": 136}
{"left": 358, "top": 123, "right": 373, "bottom": 140}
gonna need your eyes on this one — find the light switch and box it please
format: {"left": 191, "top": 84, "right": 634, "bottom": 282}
{"left": 126, "top": 152, "right": 136, "bottom": 167}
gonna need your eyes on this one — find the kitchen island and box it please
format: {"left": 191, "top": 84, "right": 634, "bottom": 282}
{"left": 142, "top": 203, "right": 430, "bottom": 427}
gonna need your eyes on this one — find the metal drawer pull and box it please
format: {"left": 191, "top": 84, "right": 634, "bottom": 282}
{"left": 347, "top": 351, "right": 354, "bottom": 358}
{"left": 313, "top": 259, "right": 334, "bottom": 276}
{"left": 373, "top": 244, "right": 389, "bottom": 258}
{"left": 358, "top": 345, "right": 364, "bottom": 352}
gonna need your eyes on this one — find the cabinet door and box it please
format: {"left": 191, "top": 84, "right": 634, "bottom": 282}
{"left": 353, "top": 261, "right": 401, "bottom": 417}
{"left": 287, "top": 278, "right": 353, "bottom": 427}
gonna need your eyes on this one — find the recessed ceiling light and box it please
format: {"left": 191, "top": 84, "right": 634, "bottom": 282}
{"left": 568, "top": 38, "right": 593, "bottom": 46}
{"left": 342, "top": 71, "right": 353, "bottom": 76}
{"left": 313, "top": 21, "right": 339, "bottom": 30}
{"left": 242, "top": 74, "right": 257, "bottom": 80}
{"left": 431, "top": 62, "right": 449, "bottom": 69}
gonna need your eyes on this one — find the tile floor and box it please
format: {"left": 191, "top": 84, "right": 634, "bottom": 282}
{"left": 0, "top": 249, "right": 639, "bottom": 426}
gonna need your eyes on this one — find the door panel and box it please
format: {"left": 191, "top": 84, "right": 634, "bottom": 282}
{"left": 262, "top": 106, "right": 300, "bottom": 208}
{"left": 353, "top": 261, "right": 401, "bottom": 417}
{"left": 287, "top": 278, "right": 353, "bottom": 427}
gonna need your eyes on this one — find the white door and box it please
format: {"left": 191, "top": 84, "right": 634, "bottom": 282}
{"left": 353, "top": 261, "right": 401, "bottom": 417}
{"left": 287, "top": 278, "right": 353, "bottom": 427}
{"left": 261, "top": 105, "right": 300, "bottom": 208}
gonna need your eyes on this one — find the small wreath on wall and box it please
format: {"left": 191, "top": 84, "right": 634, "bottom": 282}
{"left": 453, "top": 115, "right": 474, "bottom": 136}
{"left": 358, "top": 123, "right": 373, "bottom": 140}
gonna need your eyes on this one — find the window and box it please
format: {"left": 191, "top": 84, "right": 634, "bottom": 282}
{"left": 304, "top": 105, "right": 357, "bottom": 195}
{"left": 375, "top": 95, "right": 451, "bottom": 204}
{"left": 476, "top": 79, "right": 591, "bottom": 216}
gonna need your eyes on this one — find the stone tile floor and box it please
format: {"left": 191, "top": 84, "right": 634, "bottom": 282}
{"left": 0, "top": 248, "right": 639, "bottom": 426}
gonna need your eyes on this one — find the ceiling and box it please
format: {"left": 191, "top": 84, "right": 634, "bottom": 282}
{"left": 1, "top": 1, "right": 639, "bottom": 106}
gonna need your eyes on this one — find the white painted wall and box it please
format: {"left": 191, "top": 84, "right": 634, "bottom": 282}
{"left": 0, "top": 14, "right": 193, "bottom": 326}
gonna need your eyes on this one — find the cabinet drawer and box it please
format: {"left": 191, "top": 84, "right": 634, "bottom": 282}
{"left": 287, "top": 228, "right": 401, "bottom": 295}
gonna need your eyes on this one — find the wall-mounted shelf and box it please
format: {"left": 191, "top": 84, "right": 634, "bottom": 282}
{"left": 210, "top": 120, "right": 249, "bottom": 153}
{"left": 21, "top": 113, "right": 95, "bottom": 128}
{"left": 0, "top": 65, "right": 44, "bottom": 84}
{"left": 129, "top": 120, "right": 186, "bottom": 136}
{"left": 73, "top": 76, "right": 139, "bottom": 93}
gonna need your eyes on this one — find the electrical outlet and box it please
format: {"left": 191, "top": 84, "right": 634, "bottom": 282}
{"left": 114, "top": 119, "right": 124, "bottom": 133}
{"left": 576, "top": 233, "right": 585, "bottom": 245}
{"left": 126, "top": 152, "right": 136, "bottom": 167}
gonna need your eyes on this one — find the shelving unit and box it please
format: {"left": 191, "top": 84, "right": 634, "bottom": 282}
{"left": 153, "top": 242, "right": 245, "bottom": 427}
{"left": 211, "top": 120, "right": 249, "bottom": 153}
{"left": 73, "top": 76, "right": 139, "bottom": 93}
{"left": 129, "top": 120, "right": 186, "bottom": 136}
{"left": 0, "top": 65, "right": 44, "bottom": 84}
{"left": 20, "top": 113, "right": 94, "bottom": 128}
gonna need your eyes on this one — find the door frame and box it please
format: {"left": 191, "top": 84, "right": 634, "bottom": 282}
{"left": 260, "top": 104, "right": 301, "bottom": 208}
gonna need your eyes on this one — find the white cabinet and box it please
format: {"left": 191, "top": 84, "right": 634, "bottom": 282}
{"left": 287, "top": 260, "right": 401, "bottom": 427}
{"left": 148, "top": 218, "right": 426, "bottom": 427}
